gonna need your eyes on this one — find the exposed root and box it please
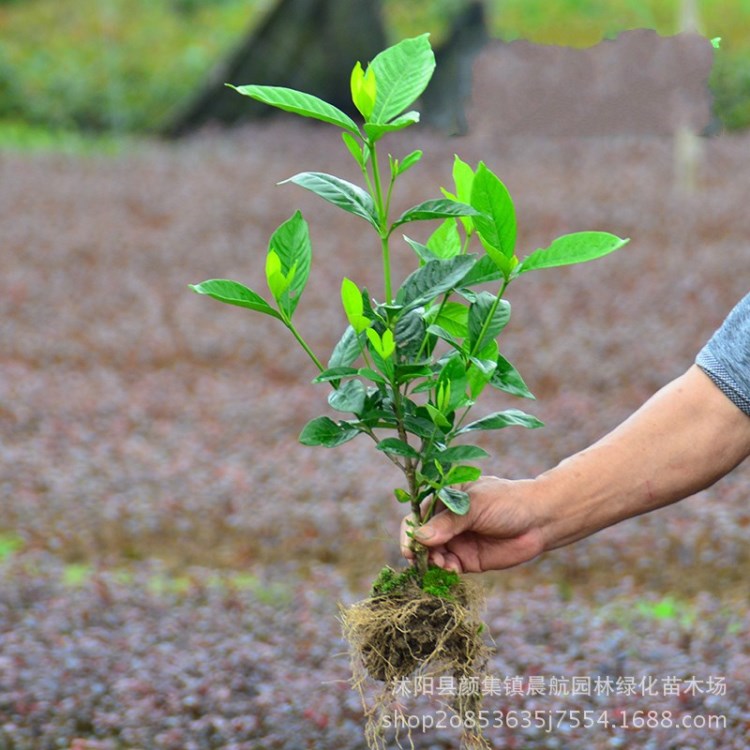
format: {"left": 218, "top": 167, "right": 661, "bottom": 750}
{"left": 340, "top": 566, "right": 492, "bottom": 749}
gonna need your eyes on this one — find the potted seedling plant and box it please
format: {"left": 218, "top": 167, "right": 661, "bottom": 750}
{"left": 190, "top": 34, "right": 628, "bottom": 750}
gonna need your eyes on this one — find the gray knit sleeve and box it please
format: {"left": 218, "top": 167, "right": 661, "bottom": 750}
{"left": 695, "top": 292, "right": 750, "bottom": 417}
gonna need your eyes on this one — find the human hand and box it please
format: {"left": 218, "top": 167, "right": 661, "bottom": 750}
{"left": 400, "top": 476, "right": 545, "bottom": 573}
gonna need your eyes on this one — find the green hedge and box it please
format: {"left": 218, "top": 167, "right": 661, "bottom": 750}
{"left": 0, "top": 0, "right": 748, "bottom": 134}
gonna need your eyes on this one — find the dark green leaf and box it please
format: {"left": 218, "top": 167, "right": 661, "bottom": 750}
{"left": 459, "top": 409, "right": 544, "bottom": 434}
{"left": 313, "top": 366, "right": 358, "bottom": 383}
{"left": 370, "top": 34, "right": 435, "bottom": 125}
{"left": 377, "top": 437, "right": 419, "bottom": 459}
{"left": 268, "top": 211, "right": 311, "bottom": 318}
{"left": 299, "top": 416, "right": 360, "bottom": 447}
{"left": 230, "top": 84, "right": 361, "bottom": 134}
{"left": 358, "top": 367, "right": 387, "bottom": 384}
{"left": 491, "top": 354, "right": 535, "bottom": 399}
{"left": 468, "top": 292, "right": 511, "bottom": 352}
{"left": 282, "top": 172, "right": 378, "bottom": 228}
{"left": 426, "top": 324, "right": 465, "bottom": 353}
{"left": 515, "top": 232, "right": 629, "bottom": 275}
{"left": 438, "top": 486, "right": 470, "bottom": 515}
{"left": 470, "top": 162, "right": 517, "bottom": 258}
{"left": 328, "top": 325, "right": 363, "bottom": 368}
{"left": 398, "top": 255, "right": 476, "bottom": 308}
{"left": 328, "top": 380, "right": 366, "bottom": 414}
{"left": 392, "top": 199, "right": 480, "bottom": 231}
{"left": 394, "top": 308, "right": 426, "bottom": 359}
{"left": 189, "top": 279, "right": 281, "bottom": 320}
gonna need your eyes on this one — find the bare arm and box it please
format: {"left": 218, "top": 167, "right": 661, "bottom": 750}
{"left": 403, "top": 365, "right": 750, "bottom": 573}
{"left": 534, "top": 364, "right": 750, "bottom": 551}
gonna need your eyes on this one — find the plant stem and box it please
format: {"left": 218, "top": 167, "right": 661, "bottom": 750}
{"left": 368, "top": 141, "right": 394, "bottom": 303}
{"left": 284, "top": 319, "right": 325, "bottom": 373}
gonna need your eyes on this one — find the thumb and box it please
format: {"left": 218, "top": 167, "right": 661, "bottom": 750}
{"left": 413, "top": 509, "right": 470, "bottom": 547}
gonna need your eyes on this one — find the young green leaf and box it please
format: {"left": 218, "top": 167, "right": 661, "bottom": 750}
{"left": 267, "top": 211, "right": 311, "bottom": 318}
{"left": 444, "top": 465, "right": 482, "bottom": 485}
{"left": 514, "top": 232, "right": 629, "bottom": 275}
{"left": 189, "top": 279, "right": 282, "bottom": 320}
{"left": 366, "top": 328, "right": 395, "bottom": 359}
{"left": 299, "top": 416, "right": 360, "bottom": 447}
{"left": 458, "top": 409, "right": 544, "bottom": 434}
{"left": 377, "top": 437, "right": 420, "bottom": 459}
{"left": 328, "top": 379, "right": 366, "bottom": 414}
{"left": 281, "top": 172, "right": 379, "bottom": 229}
{"left": 341, "top": 278, "right": 370, "bottom": 333}
{"left": 342, "top": 132, "right": 367, "bottom": 167}
{"left": 265, "top": 249, "right": 290, "bottom": 301}
{"left": 350, "top": 60, "right": 377, "bottom": 119}
{"left": 471, "top": 162, "right": 517, "bottom": 259}
{"left": 229, "top": 84, "right": 360, "bottom": 135}
{"left": 394, "top": 488, "right": 412, "bottom": 503}
{"left": 369, "top": 34, "right": 436, "bottom": 125}
{"left": 397, "top": 149, "right": 423, "bottom": 176}
{"left": 426, "top": 219, "right": 462, "bottom": 259}
{"left": 437, "top": 486, "right": 470, "bottom": 515}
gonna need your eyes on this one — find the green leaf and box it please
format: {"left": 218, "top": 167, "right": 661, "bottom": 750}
{"left": 427, "top": 301, "right": 468, "bottom": 338}
{"left": 459, "top": 255, "right": 505, "bottom": 287}
{"left": 468, "top": 292, "right": 511, "bottom": 352}
{"left": 445, "top": 465, "right": 482, "bottom": 485}
{"left": 452, "top": 154, "right": 475, "bottom": 205}
{"left": 328, "top": 379, "right": 366, "bottom": 414}
{"left": 230, "top": 84, "right": 360, "bottom": 135}
{"left": 438, "top": 486, "right": 470, "bottom": 515}
{"left": 341, "top": 132, "right": 365, "bottom": 166}
{"left": 403, "top": 235, "right": 438, "bottom": 264}
{"left": 350, "top": 60, "right": 377, "bottom": 119}
{"left": 268, "top": 211, "right": 311, "bottom": 317}
{"left": 394, "top": 488, "right": 412, "bottom": 503}
{"left": 398, "top": 255, "right": 476, "bottom": 308}
{"left": 189, "top": 279, "right": 282, "bottom": 320}
{"left": 426, "top": 219, "right": 462, "bottom": 259}
{"left": 437, "top": 356, "right": 469, "bottom": 413}
{"left": 369, "top": 34, "right": 436, "bottom": 125}
{"left": 377, "top": 437, "right": 419, "bottom": 459}
{"left": 341, "top": 277, "right": 370, "bottom": 333}
{"left": 329, "top": 325, "right": 363, "bottom": 368}
{"left": 364, "top": 111, "right": 420, "bottom": 141}
{"left": 282, "top": 172, "right": 378, "bottom": 228}
{"left": 397, "top": 149, "right": 423, "bottom": 176}
{"left": 426, "top": 324, "right": 465, "bottom": 353}
{"left": 313, "top": 366, "right": 359, "bottom": 383}
{"left": 515, "top": 232, "right": 629, "bottom": 275}
{"left": 394, "top": 307, "right": 426, "bottom": 359}
{"left": 299, "top": 416, "right": 359, "bottom": 447}
{"left": 491, "top": 354, "right": 535, "bottom": 399}
{"left": 425, "top": 403, "right": 451, "bottom": 429}
{"left": 366, "top": 328, "right": 395, "bottom": 359}
{"left": 433, "top": 444, "right": 489, "bottom": 462}
{"left": 392, "top": 199, "right": 480, "bottom": 231}
{"left": 459, "top": 409, "right": 544, "bottom": 434}
{"left": 471, "top": 162, "right": 516, "bottom": 258}
{"left": 358, "top": 366, "right": 387, "bottom": 384}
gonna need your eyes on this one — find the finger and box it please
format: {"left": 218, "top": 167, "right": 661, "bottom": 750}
{"left": 412, "top": 508, "right": 471, "bottom": 547}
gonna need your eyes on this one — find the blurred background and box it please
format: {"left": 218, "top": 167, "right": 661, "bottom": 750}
{"left": 2, "top": 1, "right": 750, "bottom": 749}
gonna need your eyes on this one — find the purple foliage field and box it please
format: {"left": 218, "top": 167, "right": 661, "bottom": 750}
{"left": 2, "top": 120, "right": 750, "bottom": 748}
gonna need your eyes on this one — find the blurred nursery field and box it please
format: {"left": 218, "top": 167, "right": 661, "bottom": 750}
{"left": 2, "top": 115, "right": 750, "bottom": 747}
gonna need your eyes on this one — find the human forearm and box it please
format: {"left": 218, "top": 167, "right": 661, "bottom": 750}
{"left": 532, "top": 365, "right": 750, "bottom": 551}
